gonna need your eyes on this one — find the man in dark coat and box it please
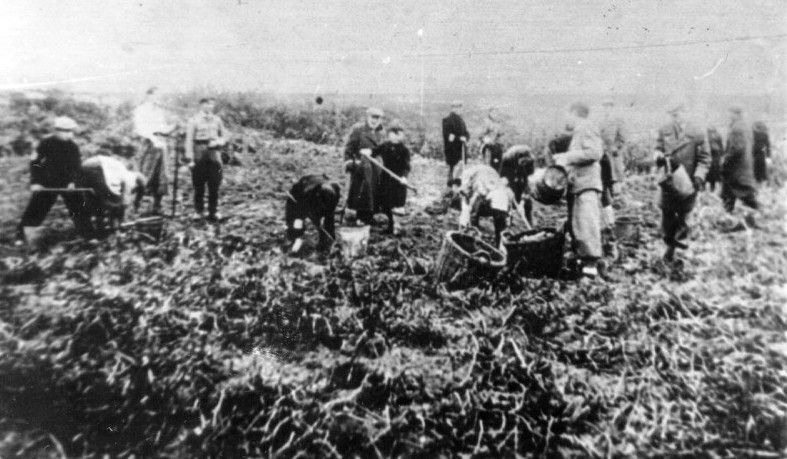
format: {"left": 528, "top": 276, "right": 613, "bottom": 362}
{"left": 285, "top": 174, "right": 340, "bottom": 253}
{"left": 15, "top": 116, "right": 90, "bottom": 244}
{"left": 721, "top": 107, "right": 758, "bottom": 212}
{"left": 752, "top": 121, "right": 770, "bottom": 184}
{"left": 654, "top": 102, "right": 710, "bottom": 262}
{"left": 344, "top": 107, "right": 384, "bottom": 225}
{"left": 442, "top": 100, "right": 469, "bottom": 187}
{"left": 706, "top": 126, "right": 724, "bottom": 192}
{"left": 372, "top": 123, "right": 411, "bottom": 234}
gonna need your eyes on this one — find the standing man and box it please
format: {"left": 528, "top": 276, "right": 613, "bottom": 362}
{"left": 442, "top": 100, "right": 469, "bottom": 187}
{"left": 653, "top": 102, "right": 710, "bottom": 262}
{"left": 344, "top": 107, "right": 384, "bottom": 225}
{"left": 752, "top": 121, "right": 770, "bottom": 184}
{"left": 721, "top": 106, "right": 758, "bottom": 213}
{"left": 133, "top": 87, "right": 174, "bottom": 214}
{"left": 553, "top": 102, "right": 604, "bottom": 277}
{"left": 598, "top": 99, "right": 628, "bottom": 260}
{"left": 705, "top": 126, "right": 724, "bottom": 192}
{"left": 15, "top": 116, "right": 90, "bottom": 244}
{"left": 184, "top": 97, "right": 227, "bottom": 222}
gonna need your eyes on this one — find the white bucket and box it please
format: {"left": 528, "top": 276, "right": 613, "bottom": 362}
{"left": 338, "top": 225, "right": 370, "bottom": 259}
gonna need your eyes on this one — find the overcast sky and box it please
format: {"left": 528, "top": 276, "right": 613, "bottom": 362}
{"left": 0, "top": 0, "right": 785, "bottom": 98}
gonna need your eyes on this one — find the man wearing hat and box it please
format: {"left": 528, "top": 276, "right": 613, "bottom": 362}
{"left": 372, "top": 121, "right": 411, "bottom": 234}
{"left": 721, "top": 106, "right": 758, "bottom": 213}
{"left": 598, "top": 99, "right": 628, "bottom": 260}
{"left": 344, "top": 107, "right": 384, "bottom": 225}
{"left": 442, "top": 100, "right": 469, "bottom": 187}
{"left": 133, "top": 86, "right": 175, "bottom": 214}
{"left": 654, "top": 102, "right": 710, "bottom": 262}
{"left": 184, "top": 97, "right": 227, "bottom": 222}
{"left": 15, "top": 116, "right": 90, "bottom": 244}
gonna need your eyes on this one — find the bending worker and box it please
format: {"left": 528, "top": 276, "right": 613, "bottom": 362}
{"left": 458, "top": 164, "right": 528, "bottom": 247}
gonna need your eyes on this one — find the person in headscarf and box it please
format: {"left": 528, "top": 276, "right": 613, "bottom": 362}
{"left": 372, "top": 122, "right": 411, "bottom": 234}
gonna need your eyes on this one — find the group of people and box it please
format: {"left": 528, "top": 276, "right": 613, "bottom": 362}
{"left": 12, "top": 91, "right": 774, "bottom": 281}
{"left": 13, "top": 88, "right": 231, "bottom": 244}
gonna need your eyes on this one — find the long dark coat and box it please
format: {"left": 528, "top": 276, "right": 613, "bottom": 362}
{"left": 344, "top": 121, "right": 383, "bottom": 213}
{"left": 706, "top": 128, "right": 724, "bottom": 185}
{"left": 722, "top": 119, "right": 757, "bottom": 199}
{"left": 442, "top": 112, "right": 469, "bottom": 166}
{"left": 372, "top": 141, "right": 411, "bottom": 210}
{"left": 752, "top": 122, "right": 770, "bottom": 183}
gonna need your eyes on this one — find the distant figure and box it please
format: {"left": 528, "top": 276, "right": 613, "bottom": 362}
{"left": 653, "top": 102, "right": 709, "bottom": 262}
{"left": 15, "top": 117, "right": 91, "bottom": 244}
{"left": 752, "top": 121, "right": 770, "bottom": 184}
{"left": 480, "top": 108, "right": 504, "bottom": 170}
{"left": 599, "top": 99, "right": 628, "bottom": 259}
{"left": 11, "top": 129, "right": 34, "bottom": 157}
{"left": 554, "top": 102, "right": 605, "bottom": 277}
{"left": 344, "top": 107, "right": 384, "bottom": 225}
{"left": 78, "top": 155, "right": 146, "bottom": 232}
{"left": 133, "top": 86, "right": 174, "bottom": 214}
{"left": 442, "top": 100, "right": 469, "bottom": 187}
{"left": 185, "top": 97, "right": 227, "bottom": 222}
{"left": 372, "top": 122, "right": 411, "bottom": 234}
{"left": 458, "top": 164, "right": 526, "bottom": 247}
{"left": 499, "top": 145, "right": 535, "bottom": 224}
{"left": 705, "top": 126, "right": 724, "bottom": 192}
{"left": 286, "top": 174, "right": 340, "bottom": 253}
{"left": 721, "top": 106, "right": 758, "bottom": 213}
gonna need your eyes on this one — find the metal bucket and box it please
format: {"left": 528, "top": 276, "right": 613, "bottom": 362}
{"left": 658, "top": 159, "right": 694, "bottom": 200}
{"left": 530, "top": 166, "right": 568, "bottom": 205}
{"left": 338, "top": 225, "right": 370, "bottom": 259}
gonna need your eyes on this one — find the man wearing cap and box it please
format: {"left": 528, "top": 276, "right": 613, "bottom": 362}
{"left": 599, "top": 99, "right": 628, "bottom": 259}
{"left": 15, "top": 116, "right": 90, "bottom": 243}
{"left": 184, "top": 97, "right": 227, "bottom": 222}
{"left": 553, "top": 102, "right": 604, "bottom": 277}
{"left": 654, "top": 102, "right": 710, "bottom": 262}
{"left": 442, "top": 101, "right": 469, "bottom": 187}
{"left": 344, "top": 107, "right": 384, "bottom": 225}
{"left": 133, "top": 87, "right": 175, "bottom": 214}
{"left": 721, "top": 106, "right": 758, "bottom": 213}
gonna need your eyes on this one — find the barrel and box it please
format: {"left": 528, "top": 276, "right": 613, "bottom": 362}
{"left": 501, "top": 228, "right": 564, "bottom": 277}
{"left": 530, "top": 166, "right": 568, "bottom": 205}
{"left": 434, "top": 230, "right": 506, "bottom": 290}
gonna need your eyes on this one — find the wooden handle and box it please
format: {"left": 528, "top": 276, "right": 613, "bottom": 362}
{"left": 34, "top": 188, "right": 94, "bottom": 194}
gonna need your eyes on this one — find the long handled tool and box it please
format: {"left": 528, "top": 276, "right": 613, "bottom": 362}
{"left": 170, "top": 136, "right": 180, "bottom": 218}
{"left": 360, "top": 152, "right": 418, "bottom": 193}
{"left": 34, "top": 188, "right": 94, "bottom": 194}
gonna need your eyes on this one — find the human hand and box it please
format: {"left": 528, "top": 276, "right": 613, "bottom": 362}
{"left": 460, "top": 136, "right": 467, "bottom": 143}
{"left": 30, "top": 184, "right": 43, "bottom": 192}
{"left": 448, "top": 133, "right": 455, "bottom": 142}
{"left": 186, "top": 160, "right": 195, "bottom": 170}
{"left": 360, "top": 148, "right": 372, "bottom": 157}
{"left": 67, "top": 182, "right": 75, "bottom": 189}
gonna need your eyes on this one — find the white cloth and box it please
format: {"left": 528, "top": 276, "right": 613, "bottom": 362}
{"left": 93, "top": 155, "right": 139, "bottom": 201}
{"left": 133, "top": 101, "right": 170, "bottom": 148}
{"left": 488, "top": 187, "right": 510, "bottom": 211}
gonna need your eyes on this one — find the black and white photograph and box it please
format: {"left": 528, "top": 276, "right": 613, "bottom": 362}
{"left": 0, "top": 0, "right": 785, "bottom": 457}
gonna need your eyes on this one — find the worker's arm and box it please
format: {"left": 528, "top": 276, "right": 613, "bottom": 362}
{"left": 555, "top": 128, "right": 602, "bottom": 167}
{"left": 184, "top": 118, "right": 195, "bottom": 163}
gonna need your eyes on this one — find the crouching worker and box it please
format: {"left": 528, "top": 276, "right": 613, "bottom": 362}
{"left": 78, "top": 155, "right": 146, "bottom": 233}
{"left": 458, "top": 164, "right": 527, "bottom": 247}
{"left": 15, "top": 116, "right": 91, "bottom": 245}
{"left": 286, "top": 175, "right": 341, "bottom": 253}
{"left": 553, "top": 102, "right": 604, "bottom": 278}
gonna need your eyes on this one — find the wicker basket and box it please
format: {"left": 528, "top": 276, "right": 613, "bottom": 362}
{"left": 501, "top": 227, "right": 565, "bottom": 277}
{"left": 614, "top": 215, "right": 641, "bottom": 246}
{"left": 434, "top": 230, "right": 507, "bottom": 290}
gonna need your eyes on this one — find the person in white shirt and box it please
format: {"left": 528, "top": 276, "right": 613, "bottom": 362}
{"left": 78, "top": 154, "right": 146, "bottom": 232}
{"left": 133, "top": 87, "right": 175, "bottom": 214}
